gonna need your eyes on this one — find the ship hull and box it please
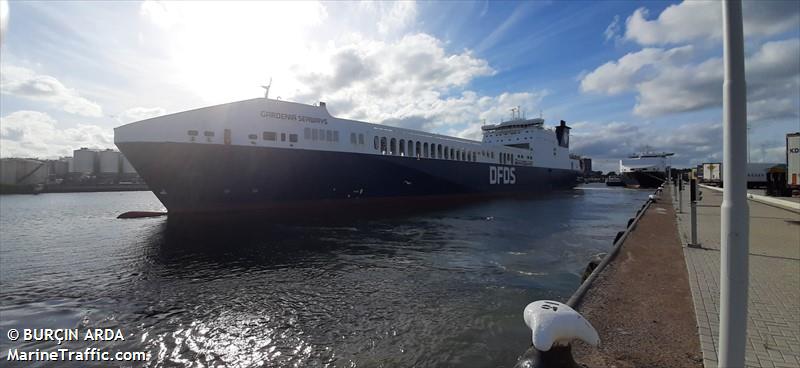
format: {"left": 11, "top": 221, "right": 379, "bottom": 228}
{"left": 117, "top": 142, "right": 578, "bottom": 214}
{"left": 621, "top": 171, "right": 666, "bottom": 189}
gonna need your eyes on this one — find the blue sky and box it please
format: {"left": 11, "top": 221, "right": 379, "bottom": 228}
{"left": 1, "top": 1, "right": 798, "bottom": 173}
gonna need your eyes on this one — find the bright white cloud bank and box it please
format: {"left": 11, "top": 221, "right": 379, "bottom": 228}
{"left": 0, "top": 111, "right": 113, "bottom": 158}
{"left": 137, "top": 0, "right": 547, "bottom": 140}
{"left": 584, "top": 2, "right": 800, "bottom": 121}
{"left": 1, "top": 65, "right": 103, "bottom": 117}
{"left": 578, "top": 0, "right": 799, "bottom": 171}
{"left": 624, "top": 1, "right": 800, "bottom": 45}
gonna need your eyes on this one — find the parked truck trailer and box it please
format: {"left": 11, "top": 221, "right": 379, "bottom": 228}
{"left": 788, "top": 132, "right": 800, "bottom": 191}
{"left": 702, "top": 162, "right": 722, "bottom": 186}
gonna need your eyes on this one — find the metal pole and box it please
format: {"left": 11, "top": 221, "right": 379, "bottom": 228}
{"left": 678, "top": 175, "right": 683, "bottom": 214}
{"left": 719, "top": 1, "right": 750, "bottom": 367}
{"left": 674, "top": 175, "right": 678, "bottom": 199}
{"left": 690, "top": 178, "right": 700, "bottom": 248}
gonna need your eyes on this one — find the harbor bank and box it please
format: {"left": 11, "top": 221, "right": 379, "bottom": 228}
{"left": 571, "top": 188, "right": 703, "bottom": 367}
{"left": 560, "top": 183, "right": 799, "bottom": 368}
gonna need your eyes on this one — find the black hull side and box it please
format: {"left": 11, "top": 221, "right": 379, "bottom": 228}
{"left": 621, "top": 171, "right": 666, "bottom": 188}
{"left": 117, "top": 142, "right": 578, "bottom": 214}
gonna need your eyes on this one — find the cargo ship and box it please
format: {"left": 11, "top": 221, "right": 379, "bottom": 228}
{"left": 114, "top": 98, "right": 581, "bottom": 214}
{"left": 619, "top": 152, "right": 673, "bottom": 188}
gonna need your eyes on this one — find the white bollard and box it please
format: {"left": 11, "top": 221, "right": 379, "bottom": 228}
{"left": 514, "top": 300, "right": 600, "bottom": 368}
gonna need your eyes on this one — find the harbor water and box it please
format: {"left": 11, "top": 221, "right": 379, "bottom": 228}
{"left": 0, "top": 184, "right": 651, "bottom": 367}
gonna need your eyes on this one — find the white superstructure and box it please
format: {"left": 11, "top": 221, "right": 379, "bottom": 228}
{"left": 620, "top": 152, "right": 672, "bottom": 173}
{"left": 116, "top": 98, "right": 575, "bottom": 171}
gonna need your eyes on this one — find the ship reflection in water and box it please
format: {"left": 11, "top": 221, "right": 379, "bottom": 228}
{"left": 0, "top": 185, "right": 650, "bottom": 367}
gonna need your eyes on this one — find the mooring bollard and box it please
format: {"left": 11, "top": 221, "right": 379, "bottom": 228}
{"left": 514, "top": 300, "right": 600, "bottom": 368}
{"left": 688, "top": 178, "right": 701, "bottom": 248}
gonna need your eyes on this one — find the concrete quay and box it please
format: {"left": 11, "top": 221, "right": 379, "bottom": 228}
{"left": 700, "top": 184, "right": 800, "bottom": 214}
{"left": 573, "top": 189, "right": 703, "bottom": 367}
{"left": 676, "top": 185, "right": 800, "bottom": 368}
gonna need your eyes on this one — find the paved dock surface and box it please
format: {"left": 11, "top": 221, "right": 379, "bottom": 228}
{"left": 676, "top": 186, "right": 800, "bottom": 368}
{"left": 574, "top": 190, "right": 703, "bottom": 367}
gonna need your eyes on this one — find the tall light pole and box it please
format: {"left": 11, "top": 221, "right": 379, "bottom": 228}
{"left": 719, "top": 1, "right": 750, "bottom": 367}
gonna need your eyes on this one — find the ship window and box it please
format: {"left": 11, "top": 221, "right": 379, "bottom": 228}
{"left": 333, "top": 131, "right": 339, "bottom": 142}
{"left": 204, "top": 131, "right": 215, "bottom": 137}
{"left": 326, "top": 130, "right": 333, "bottom": 142}
{"left": 263, "top": 132, "right": 277, "bottom": 141}
{"left": 281, "top": 133, "right": 286, "bottom": 141}
{"left": 304, "top": 128, "right": 311, "bottom": 139}
{"left": 249, "top": 134, "right": 258, "bottom": 140}
{"left": 289, "top": 134, "right": 298, "bottom": 142}
{"left": 312, "top": 129, "right": 319, "bottom": 141}
{"left": 350, "top": 133, "right": 357, "bottom": 144}
{"left": 358, "top": 134, "right": 364, "bottom": 145}
{"left": 390, "top": 138, "right": 397, "bottom": 155}
{"left": 188, "top": 130, "right": 198, "bottom": 136}
{"left": 399, "top": 139, "right": 406, "bottom": 156}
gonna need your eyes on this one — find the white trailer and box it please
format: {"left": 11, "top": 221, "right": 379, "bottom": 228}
{"left": 746, "top": 163, "right": 780, "bottom": 188}
{"left": 788, "top": 133, "right": 800, "bottom": 189}
{"left": 702, "top": 162, "right": 722, "bottom": 185}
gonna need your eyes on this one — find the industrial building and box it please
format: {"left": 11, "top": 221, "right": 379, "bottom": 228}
{"left": 70, "top": 148, "right": 137, "bottom": 176}
{"left": 72, "top": 148, "right": 98, "bottom": 174}
{"left": 580, "top": 157, "right": 592, "bottom": 176}
{"left": 0, "top": 158, "right": 48, "bottom": 186}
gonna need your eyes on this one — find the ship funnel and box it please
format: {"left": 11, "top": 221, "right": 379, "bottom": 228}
{"left": 556, "top": 120, "right": 571, "bottom": 148}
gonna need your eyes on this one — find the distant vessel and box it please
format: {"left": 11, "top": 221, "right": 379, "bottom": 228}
{"left": 115, "top": 98, "right": 582, "bottom": 214}
{"left": 619, "top": 152, "right": 673, "bottom": 188}
{"left": 605, "top": 175, "right": 624, "bottom": 187}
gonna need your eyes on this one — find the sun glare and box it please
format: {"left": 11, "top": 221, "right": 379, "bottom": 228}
{"left": 140, "top": 1, "right": 328, "bottom": 104}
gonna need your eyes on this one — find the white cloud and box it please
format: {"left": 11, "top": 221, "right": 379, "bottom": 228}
{"left": 0, "top": 65, "right": 103, "bottom": 117}
{"left": 117, "top": 106, "right": 166, "bottom": 124}
{"left": 580, "top": 38, "right": 800, "bottom": 120}
{"left": 281, "top": 33, "right": 551, "bottom": 139}
{"left": 632, "top": 57, "right": 722, "bottom": 117}
{"left": 604, "top": 15, "right": 620, "bottom": 43}
{"left": 0, "top": 111, "right": 113, "bottom": 158}
{"left": 624, "top": 1, "right": 800, "bottom": 46}
{"left": 579, "top": 45, "right": 693, "bottom": 95}
{"left": 377, "top": 2, "right": 417, "bottom": 35}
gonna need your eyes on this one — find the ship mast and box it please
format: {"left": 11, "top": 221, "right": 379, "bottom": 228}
{"left": 261, "top": 77, "right": 272, "bottom": 99}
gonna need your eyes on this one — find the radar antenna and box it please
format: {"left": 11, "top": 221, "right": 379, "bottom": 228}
{"left": 261, "top": 77, "right": 272, "bottom": 99}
